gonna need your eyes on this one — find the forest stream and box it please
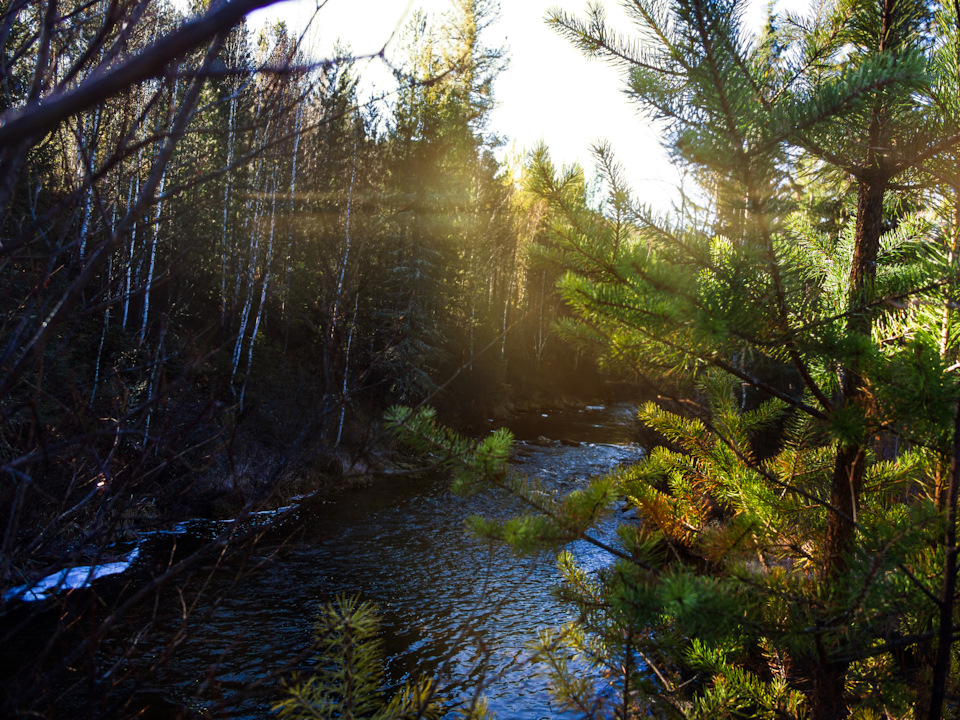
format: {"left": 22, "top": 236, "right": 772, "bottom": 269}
{"left": 127, "top": 403, "right": 645, "bottom": 719}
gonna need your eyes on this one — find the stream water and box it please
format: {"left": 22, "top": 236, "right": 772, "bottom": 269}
{"left": 139, "top": 403, "right": 644, "bottom": 719}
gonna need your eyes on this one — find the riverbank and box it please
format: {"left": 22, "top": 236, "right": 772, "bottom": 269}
{"left": 1, "top": 402, "right": 646, "bottom": 719}
{"left": 142, "top": 405, "right": 648, "bottom": 719}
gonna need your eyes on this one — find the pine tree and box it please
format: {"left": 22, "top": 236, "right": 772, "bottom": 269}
{"left": 389, "top": 0, "right": 960, "bottom": 717}
{"left": 275, "top": 595, "right": 444, "bottom": 720}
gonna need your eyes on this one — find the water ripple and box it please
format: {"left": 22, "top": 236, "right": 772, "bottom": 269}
{"left": 134, "top": 404, "right": 643, "bottom": 719}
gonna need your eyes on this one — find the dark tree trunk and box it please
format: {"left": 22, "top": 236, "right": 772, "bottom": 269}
{"left": 813, "top": 173, "right": 886, "bottom": 720}
{"left": 927, "top": 399, "right": 960, "bottom": 720}
{"left": 822, "top": 174, "right": 885, "bottom": 581}
{"left": 847, "top": 175, "right": 886, "bottom": 309}
{"left": 810, "top": 659, "right": 850, "bottom": 720}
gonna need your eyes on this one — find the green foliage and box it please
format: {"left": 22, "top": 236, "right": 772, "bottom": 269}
{"left": 384, "top": 405, "right": 512, "bottom": 494}
{"left": 274, "top": 595, "right": 443, "bottom": 720}
{"left": 377, "top": 1, "right": 960, "bottom": 717}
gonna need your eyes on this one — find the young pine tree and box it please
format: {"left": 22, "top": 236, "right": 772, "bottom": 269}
{"left": 394, "top": 0, "right": 960, "bottom": 717}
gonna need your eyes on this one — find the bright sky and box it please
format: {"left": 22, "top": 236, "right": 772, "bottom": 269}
{"left": 249, "top": 0, "right": 804, "bottom": 213}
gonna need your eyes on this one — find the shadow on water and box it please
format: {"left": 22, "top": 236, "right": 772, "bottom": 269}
{"left": 129, "top": 404, "right": 645, "bottom": 719}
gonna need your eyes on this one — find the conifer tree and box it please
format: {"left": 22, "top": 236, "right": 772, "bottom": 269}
{"left": 386, "top": 0, "right": 960, "bottom": 717}
{"left": 275, "top": 595, "right": 443, "bottom": 720}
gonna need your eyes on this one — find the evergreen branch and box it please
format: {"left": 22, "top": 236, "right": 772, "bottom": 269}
{"left": 546, "top": 5, "right": 684, "bottom": 77}
{"left": 832, "top": 629, "right": 937, "bottom": 665}
{"left": 894, "top": 128, "right": 960, "bottom": 174}
{"left": 696, "top": 409, "right": 853, "bottom": 525}
{"left": 703, "top": 406, "right": 944, "bottom": 616}
{"left": 622, "top": 0, "right": 688, "bottom": 71}
{"left": 699, "top": 346, "right": 827, "bottom": 419}
{"left": 766, "top": 52, "right": 930, "bottom": 162}
{"left": 917, "top": 161, "right": 957, "bottom": 189}
{"left": 563, "top": 279, "right": 826, "bottom": 417}
{"left": 768, "top": 10, "right": 849, "bottom": 105}
{"left": 689, "top": 0, "right": 743, "bottom": 148}
{"left": 760, "top": 201, "right": 835, "bottom": 412}
{"left": 794, "top": 132, "right": 860, "bottom": 176}
{"left": 785, "top": 277, "right": 956, "bottom": 340}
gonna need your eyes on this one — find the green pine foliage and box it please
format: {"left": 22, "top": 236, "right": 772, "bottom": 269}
{"left": 274, "top": 595, "right": 443, "bottom": 720}
{"left": 391, "top": 379, "right": 947, "bottom": 717}
{"left": 383, "top": 0, "right": 960, "bottom": 716}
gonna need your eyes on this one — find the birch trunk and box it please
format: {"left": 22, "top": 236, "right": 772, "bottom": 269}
{"left": 122, "top": 171, "right": 139, "bottom": 329}
{"left": 231, "top": 102, "right": 267, "bottom": 386}
{"left": 239, "top": 175, "right": 278, "bottom": 408}
{"left": 281, "top": 104, "right": 302, "bottom": 362}
{"left": 332, "top": 135, "right": 359, "bottom": 339}
{"left": 221, "top": 94, "right": 237, "bottom": 329}
{"left": 139, "top": 166, "right": 165, "bottom": 345}
{"left": 336, "top": 293, "right": 360, "bottom": 447}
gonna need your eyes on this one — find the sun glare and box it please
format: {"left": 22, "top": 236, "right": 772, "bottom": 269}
{"left": 250, "top": 0, "right": 809, "bottom": 212}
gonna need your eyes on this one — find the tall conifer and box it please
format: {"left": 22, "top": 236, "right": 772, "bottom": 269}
{"left": 402, "top": 0, "right": 960, "bottom": 716}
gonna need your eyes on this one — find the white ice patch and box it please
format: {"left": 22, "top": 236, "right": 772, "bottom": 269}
{"left": 3, "top": 545, "right": 140, "bottom": 603}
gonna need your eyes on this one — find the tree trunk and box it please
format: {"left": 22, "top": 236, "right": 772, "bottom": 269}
{"left": 221, "top": 94, "right": 236, "bottom": 329}
{"left": 281, "top": 103, "right": 302, "bottom": 361}
{"left": 927, "top": 399, "right": 960, "bottom": 720}
{"left": 122, "top": 171, "right": 138, "bottom": 329}
{"left": 139, "top": 165, "right": 165, "bottom": 345}
{"left": 813, "top": 173, "right": 886, "bottom": 720}
{"left": 823, "top": 174, "right": 885, "bottom": 578}
{"left": 239, "top": 175, "right": 277, "bottom": 408}
{"left": 336, "top": 293, "right": 359, "bottom": 447}
{"left": 810, "top": 659, "right": 849, "bottom": 720}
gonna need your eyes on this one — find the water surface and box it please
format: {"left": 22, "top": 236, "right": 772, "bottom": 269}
{"left": 144, "top": 404, "right": 643, "bottom": 719}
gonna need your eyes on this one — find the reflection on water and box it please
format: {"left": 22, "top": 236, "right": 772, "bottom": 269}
{"left": 145, "top": 404, "right": 643, "bottom": 719}
{"left": 500, "top": 404, "right": 640, "bottom": 445}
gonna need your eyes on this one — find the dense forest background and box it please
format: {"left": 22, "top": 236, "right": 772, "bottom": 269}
{"left": 0, "top": 0, "right": 603, "bottom": 582}
{"left": 0, "top": 0, "right": 621, "bottom": 716}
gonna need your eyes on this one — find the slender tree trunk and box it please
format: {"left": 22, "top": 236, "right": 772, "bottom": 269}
{"left": 336, "top": 293, "right": 359, "bottom": 447}
{"left": 938, "top": 193, "right": 959, "bottom": 360}
{"left": 139, "top": 166, "right": 165, "bottom": 345}
{"left": 813, "top": 172, "right": 886, "bottom": 720}
{"left": 91, "top": 256, "right": 112, "bottom": 406}
{"left": 122, "top": 171, "right": 138, "bottom": 329}
{"left": 928, "top": 399, "right": 960, "bottom": 720}
{"left": 501, "top": 263, "right": 514, "bottom": 362}
{"left": 231, "top": 205, "right": 261, "bottom": 386}
{"left": 77, "top": 106, "right": 101, "bottom": 261}
{"left": 470, "top": 281, "right": 476, "bottom": 371}
{"left": 332, "top": 136, "right": 359, "bottom": 337}
{"left": 536, "top": 269, "right": 546, "bottom": 371}
{"left": 232, "top": 87, "right": 264, "bottom": 335}
{"left": 139, "top": 80, "right": 179, "bottom": 345}
{"left": 325, "top": 135, "right": 359, "bottom": 397}
{"left": 221, "top": 94, "right": 236, "bottom": 329}
{"left": 144, "top": 326, "right": 165, "bottom": 443}
{"left": 281, "top": 103, "right": 302, "bottom": 363}
{"left": 231, "top": 131, "right": 266, "bottom": 387}
{"left": 239, "top": 175, "right": 278, "bottom": 408}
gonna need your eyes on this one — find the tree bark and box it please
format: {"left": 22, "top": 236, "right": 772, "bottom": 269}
{"left": 823, "top": 174, "right": 885, "bottom": 580}
{"left": 813, "top": 173, "right": 886, "bottom": 720}
{"left": 927, "top": 399, "right": 960, "bottom": 720}
{"left": 811, "top": 659, "right": 849, "bottom": 720}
